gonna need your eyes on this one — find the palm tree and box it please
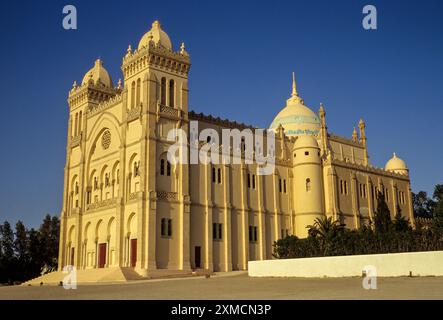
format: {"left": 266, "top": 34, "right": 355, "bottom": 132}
{"left": 307, "top": 216, "right": 345, "bottom": 255}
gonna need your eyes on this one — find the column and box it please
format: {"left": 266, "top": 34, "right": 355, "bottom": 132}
{"left": 204, "top": 163, "right": 214, "bottom": 271}
{"left": 222, "top": 164, "right": 232, "bottom": 271}
{"left": 351, "top": 172, "right": 360, "bottom": 229}
{"left": 257, "top": 170, "right": 266, "bottom": 260}
{"left": 272, "top": 172, "right": 281, "bottom": 242}
{"left": 240, "top": 162, "right": 249, "bottom": 270}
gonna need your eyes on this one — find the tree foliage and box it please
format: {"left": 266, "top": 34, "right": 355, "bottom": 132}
{"left": 0, "top": 215, "right": 60, "bottom": 284}
{"left": 274, "top": 183, "right": 443, "bottom": 259}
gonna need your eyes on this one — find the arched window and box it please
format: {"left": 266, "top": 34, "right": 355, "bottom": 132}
{"left": 131, "top": 81, "right": 136, "bottom": 109}
{"left": 306, "top": 178, "right": 311, "bottom": 192}
{"left": 212, "top": 167, "right": 216, "bottom": 183}
{"left": 247, "top": 173, "right": 251, "bottom": 188}
{"left": 252, "top": 175, "right": 256, "bottom": 189}
{"left": 167, "top": 219, "right": 172, "bottom": 237}
{"left": 160, "top": 218, "right": 172, "bottom": 237}
{"left": 74, "top": 112, "right": 78, "bottom": 137}
{"left": 167, "top": 161, "right": 171, "bottom": 176}
{"left": 136, "top": 78, "right": 141, "bottom": 107}
{"left": 160, "top": 159, "right": 165, "bottom": 176}
{"left": 217, "top": 168, "right": 222, "bottom": 184}
{"left": 78, "top": 111, "right": 82, "bottom": 135}
{"left": 161, "top": 218, "right": 166, "bottom": 236}
{"left": 169, "top": 79, "right": 175, "bottom": 108}
{"left": 160, "top": 77, "right": 166, "bottom": 105}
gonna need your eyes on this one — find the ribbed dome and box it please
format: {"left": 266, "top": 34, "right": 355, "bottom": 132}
{"left": 269, "top": 74, "right": 320, "bottom": 137}
{"left": 385, "top": 153, "right": 408, "bottom": 174}
{"left": 81, "top": 59, "right": 113, "bottom": 88}
{"left": 138, "top": 20, "right": 172, "bottom": 50}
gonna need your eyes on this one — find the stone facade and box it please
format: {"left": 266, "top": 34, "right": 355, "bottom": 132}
{"left": 58, "top": 21, "right": 414, "bottom": 276}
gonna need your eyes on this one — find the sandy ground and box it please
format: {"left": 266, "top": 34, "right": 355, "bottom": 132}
{"left": 1, "top": 271, "right": 443, "bottom": 300}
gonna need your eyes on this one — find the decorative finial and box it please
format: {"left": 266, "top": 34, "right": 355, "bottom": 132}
{"left": 180, "top": 42, "right": 185, "bottom": 54}
{"left": 292, "top": 72, "right": 298, "bottom": 97}
{"left": 393, "top": 152, "right": 397, "bottom": 158}
{"left": 352, "top": 127, "right": 358, "bottom": 142}
{"left": 117, "top": 79, "right": 122, "bottom": 89}
{"left": 127, "top": 45, "right": 132, "bottom": 55}
{"left": 152, "top": 20, "right": 161, "bottom": 28}
{"left": 72, "top": 80, "right": 77, "bottom": 89}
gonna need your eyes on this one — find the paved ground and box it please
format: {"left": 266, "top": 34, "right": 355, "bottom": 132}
{"left": 1, "top": 272, "right": 443, "bottom": 300}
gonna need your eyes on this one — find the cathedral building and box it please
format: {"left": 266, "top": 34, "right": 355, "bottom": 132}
{"left": 57, "top": 21, "right": 414, "bottom": 277}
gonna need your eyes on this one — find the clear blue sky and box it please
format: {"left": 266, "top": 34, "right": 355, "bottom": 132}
{"left": 0, "top": 0, "right": 442, "bottom": 227}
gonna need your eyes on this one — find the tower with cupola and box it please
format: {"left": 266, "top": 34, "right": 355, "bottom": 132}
{"left": 59, "top": 59, "right": 121, "bottom": 269}
{"left": 121, "top": 20, "right": 192, "bottom": 273}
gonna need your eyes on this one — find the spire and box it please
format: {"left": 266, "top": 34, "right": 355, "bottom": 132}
{"left": 352, "top": 127, "right": 358, "bottom": 142}
{"left": 291, "top": 72, "right": 298, "bottom": 97}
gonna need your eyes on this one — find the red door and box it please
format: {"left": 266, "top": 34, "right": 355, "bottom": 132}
{"left": 70, "top": 247, "right": 75, "bottom": 266}
{"left": 131, "top": 239, "right": 137, "bottom": 268}
{"left": 98, "top": 243, "right": 107, "bottom": 268}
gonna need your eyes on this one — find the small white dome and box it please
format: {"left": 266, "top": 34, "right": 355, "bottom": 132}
{"left": 385, "top": 153, "right": 408, "bottom": 174}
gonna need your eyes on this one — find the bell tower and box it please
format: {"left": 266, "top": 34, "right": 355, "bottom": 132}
{"left": 120, "top": 20, "right": 192, "bottom": 273}
{"left": 59, "top": 59, "right": 120, "bottom": 270}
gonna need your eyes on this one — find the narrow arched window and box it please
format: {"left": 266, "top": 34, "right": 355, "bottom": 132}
{"left": 136, "top": 78, "right": 141, "bottom": 107}
{"left": 131, "top": 81, "right": 136, "bottom": 109}
{"left": 306, "top": 178, "right": 311, "bottom": 192}
{"left": 212, "top": 167, "right": 216, "bottom": 183}
{"left": 247, "top": 173, "right": 251, "bottom": 188}
{"left": 252, "top": 175, "right": 256, "bottom": 189}
{"left": 78, "top": 111, "right": 82, "bottom": 135}
{"left": 161, "top": 218, "right": 166, "bottom": 236}
{"left": 161, "top": 77, "right": 166, "bottom": 105}
{"left": 218, "top": 168, "right": 222, "bottom": 184}
{"left": 169, "top": 79, "right": 175, "bottom": 108}
{"left": 160, "top": 159, "right": 165, "bottom": 176}
{"left": 167, "top": 219, "right": 172, "bottom": 237}
{"left": 74, "top": 113, "right": 78, "bottom": 137}
{"left": 167, "top": 161, "right": 171, "bottom": 176}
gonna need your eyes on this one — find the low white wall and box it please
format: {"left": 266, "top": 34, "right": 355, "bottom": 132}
{"left": 248, "top": 251, "right": 443, "bottom": 277}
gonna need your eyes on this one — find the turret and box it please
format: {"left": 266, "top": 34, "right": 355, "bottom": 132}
{"left": 292, "top": 135, "right": 325, "bottom": 238}
{"left": 359, "top": 118, "right": 369, "bottom": 166}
